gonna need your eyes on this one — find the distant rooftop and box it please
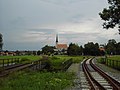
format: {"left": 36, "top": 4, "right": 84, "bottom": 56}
{"left": 56, "top": 44, "right": 67, "bottom": 49}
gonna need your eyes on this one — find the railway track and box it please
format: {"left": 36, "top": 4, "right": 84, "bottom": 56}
{"left": 81, "top": 58, "right": 120, "bottom": 90}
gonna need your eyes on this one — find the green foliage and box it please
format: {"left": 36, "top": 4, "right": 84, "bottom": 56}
{"left": 37, "top": 50, "right": 41, "bottom": 55}
{"left": 47, "top": 56, "right": 83, "bottom": 70}
{"left": 0, "top": 71, "right": 75, "bottom": 90}
{"left": 83, "top": 42, "right": 100, "bottom": 56}
{"left": 106, "top": 39, "right": 116, "bottom": 55}
{"left": 107, "top": 55, "right": 120, "bottom": 60}
{"left": 49, "top": 56, "right": 66, "bottom": 70}
{"left": 42, "top": 45, "right": 55, "bottom": 55}
{"left": 98, "top": 55, "right": 120, "bottom": 69}
{"left": 0, "top": 56, "right": 41, "bottom": 64}
{"left": 51, "top": 55, "right": 83, "bottom": 63}
{"left": 98, "top": 58, "right": 106, "bottom": 64}
{"left": 0, "top": 55, "right": 84, "bottom": 90}
{"left": 105, "top": 39, "right": 120, "bottom": 55}
{"left": 0, "top": 55, "right": 41, "bottom": 61}
{"left": 20, "top": 58, "right": 31, "bottom": 64}
{"left": 67, "top": 43, "right": 81, "bottom": 56}
{"left": 99, "top": 0, "right": 120, "bottom": 33}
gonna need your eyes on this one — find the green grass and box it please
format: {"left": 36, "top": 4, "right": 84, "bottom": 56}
{"left": 97, "top": 55, "right": 120, "bottom": 70}
{"left": 0, "top": 71, "right": 75, "bottom": 90}
{"left": 0, "top": 55, "right": 85, "bottom": 90}
{"left": 107, "top": 55, "right": 120, "bottom": 61}
{"left": 48, "top": 55, "right": 84, "bottom": 70}
{"left": 0, "top": 55, "right": 41, "bottom": 61}
{"left": 53, "top": 55, "right": 84, "bottom": 63}
{"left": 0, "top": 55, "right": 42, "bottom": 64}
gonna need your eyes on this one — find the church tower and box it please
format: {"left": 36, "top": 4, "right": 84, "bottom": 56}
{"left": 55, "top": 34, "right": 67, "bottom": 54}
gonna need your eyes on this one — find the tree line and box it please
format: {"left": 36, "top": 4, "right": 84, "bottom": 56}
{"left": 41, "top": 39, "right": 120, "bottom": 56}
{"left": 67, "top": 42, "right": 102, "bottom": 56}
{"left": 68, "top": 39, "right": 120, "bottom": 56}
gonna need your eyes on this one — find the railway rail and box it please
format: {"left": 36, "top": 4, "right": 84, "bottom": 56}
{"left": 81, "top": 58, "right": 120, "bottom": 90}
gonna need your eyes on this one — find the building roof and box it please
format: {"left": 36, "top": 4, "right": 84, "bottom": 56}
{"left": 56, "top": 44, "right": 67, "bottom": 49}
{"left": 99, "top": 47, "right": 105, "bottom": 51}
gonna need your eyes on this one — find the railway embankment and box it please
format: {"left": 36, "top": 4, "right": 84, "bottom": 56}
{"left": 95, "top": 58, "right": 120, "bottom": 81}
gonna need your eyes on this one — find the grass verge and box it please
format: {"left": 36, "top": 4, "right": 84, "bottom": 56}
{"left": 0, "top": 70, "right": 75, "bottom": 90}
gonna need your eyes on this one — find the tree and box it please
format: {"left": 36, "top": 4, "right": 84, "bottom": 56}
{"left": 37, "top": 50, "right": 41, "bottom": 55}
{"left": 106, "top": 39, "right": 117, "bottom": 55}
{"left": 116, "top": 42, "right": 120, "bottom": 54}
{"left": 67, "top": 43, "right": 80, "bottom": 56}
{"left": 0, "top": 33, "right": 3, "bottom": 50}
{"left": 83, "top": 42, "right": 100, "bottom": 56}
{"left": 79, "top": 45, "right": 83, "bottom": 55}
{"left": 94, "top": 43, "right": 101, "bottom": 55}
{"left": 99, "top": 0, "right": 120, "bottom": 34}
{"left": 33, "top": 51, "right": 37, "bottom": 56}
{"left": 42, "top": 45, "right": 55, "bottom": 55}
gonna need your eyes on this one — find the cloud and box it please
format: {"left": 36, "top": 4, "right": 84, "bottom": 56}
{"left": 28, "top": 28, "right": 57, "bottom": 34}
{"left": 40, "top": 0, "right": 89, "bottom": 6}
{"left": 8, "top": 28, "right": 57, "bottom": 44}
{"left": 1, "top": 0, "right": 119, "bottom": 50}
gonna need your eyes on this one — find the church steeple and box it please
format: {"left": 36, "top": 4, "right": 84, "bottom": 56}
{"left": 56, "top": 34, "right": 58, "bottom": 44}
{"left": 56, "top": 34, "right": 58, "bottom": 48}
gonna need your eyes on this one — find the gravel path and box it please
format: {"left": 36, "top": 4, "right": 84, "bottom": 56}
{"left": 66, "top": 63, "right": 81, "bottom": 90}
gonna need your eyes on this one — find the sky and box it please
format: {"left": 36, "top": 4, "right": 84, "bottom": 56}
{"left": 0, "top": 0, "right": 120, "bottom": 51}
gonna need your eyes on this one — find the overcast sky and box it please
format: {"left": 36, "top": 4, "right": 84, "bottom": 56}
{"left": 0, "top": 0, "right": 120, "bottom": 50}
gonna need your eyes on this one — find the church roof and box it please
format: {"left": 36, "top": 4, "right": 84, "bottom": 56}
{"left": 56, "top": 44, "right": 67, "bottom": 49}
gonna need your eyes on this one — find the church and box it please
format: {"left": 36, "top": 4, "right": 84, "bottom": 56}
{"left": 54, "top": 34, "right": 68, "bottom": 54}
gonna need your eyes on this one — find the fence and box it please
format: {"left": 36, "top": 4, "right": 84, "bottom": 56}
{"left": 99, "top": 58, "right": 120, "bottom": 70}
{"left": 0, "top": 58, "right": 73, "bottom": 72}
{"left": 30, "top": 60, "right": 47, "bottom": 70}
{"left": 0, "top": 58, "right": 20, "bottom": 68}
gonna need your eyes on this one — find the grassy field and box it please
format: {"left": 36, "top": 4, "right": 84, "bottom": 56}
{"left": 48, "top": 55, "right": 84, "bottom": 70}
{"left": 0, "top": 55, "right": 84, "bottom": 65}
{"left": 0, "top": 55, "right": 42, "bottom": 64}
{"left": 0, "top": 71, "right": 75, "bottom": 90}
{"left": 107, "top": 55, "right": 120, "bottom": 61}
{"left": 52, "top": 55, "right": 84, "bottom": 63}
{"left": 0, "top": 55, "right": 41, "bottom": 61}
{"left": 0, "top": 55, "right": 84, "bottom": 90}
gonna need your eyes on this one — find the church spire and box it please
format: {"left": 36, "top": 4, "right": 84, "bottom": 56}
{"left": 56, "top": 34, "right": 58, "bottom": 44}
{"left": 56, "top": 34, "right": 58, "bottom": 48}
